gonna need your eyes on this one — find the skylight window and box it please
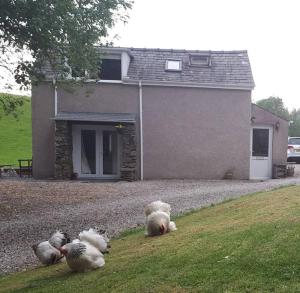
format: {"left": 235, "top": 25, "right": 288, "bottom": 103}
{"left": 165, "top": 60, "right": 182, "bottom": 71}
{"left": 189, "top": 54, "right": 211, "bottom": 67}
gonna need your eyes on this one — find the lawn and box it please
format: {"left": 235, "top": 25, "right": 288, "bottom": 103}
{"left": 1, "top": 186, "right": 300, "bottom": 292}
{"left": 0, "top": 93, "right": 32, "bottom": 166}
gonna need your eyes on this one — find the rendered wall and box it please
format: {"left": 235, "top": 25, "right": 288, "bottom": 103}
{"left": 251, "top": 104, "right": 288, "bottom": 165}
{"left": 31, "top": 82, "right": 139, "bottom": 179}
{"left": 31, "top": 83, "right": 56, "bottom": 178}
{"left": 32, "top": 82, "right": 252, "bottom": 180}
{"left": 142, "top": 86, "right": 252, "bottom": 179}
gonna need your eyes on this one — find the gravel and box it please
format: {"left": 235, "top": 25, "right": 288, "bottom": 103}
{"left": 1, "top": 165, "right": 300, "bottom": 275}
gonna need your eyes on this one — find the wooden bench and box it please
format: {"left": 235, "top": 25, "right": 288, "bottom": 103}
{"left": 18, "top": 159, "right": 32, "bottom": 177}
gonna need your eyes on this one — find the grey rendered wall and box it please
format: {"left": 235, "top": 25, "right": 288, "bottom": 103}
{"left": 31, "top": 82, "right": 140, "bottom": 179}
{"left": 251, "top": 104, "right": 288, "bottom": 165}
{"left": 32, "top": 83, "right": 56, "bottom": 178}
{"left": 58, "top": 83, "right": 139, "bottom": 114}
{"left": 142, "top": 86, "right": 252, "bottom": 179}
{"left": 32, "top": 82, "right": 252, "bottom": 180}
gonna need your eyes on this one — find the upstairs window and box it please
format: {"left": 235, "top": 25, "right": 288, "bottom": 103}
{"left": 189, "top": 54, "right": 211, "bottom": 67}
{"left": 99, "top": 59, "right": 121, "bottom": 80}
{"left": 165, "top": 60, "right": 182, "bottom": 72}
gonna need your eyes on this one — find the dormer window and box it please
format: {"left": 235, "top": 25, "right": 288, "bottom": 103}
{"left": 189, "top": 54, "right": 211, "bottom": 67}
{"left": 99, "top": 59, "right": 121, "bottom": 80}
{"left": 165, "top": 60, "right": 182, "bottom": 72}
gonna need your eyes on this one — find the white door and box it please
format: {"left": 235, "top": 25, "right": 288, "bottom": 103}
{"left": 72, "top": 125, "right": 120, "bottom": 179}
{"left": 250, "top": 126, "right": 273, "bottom": 180}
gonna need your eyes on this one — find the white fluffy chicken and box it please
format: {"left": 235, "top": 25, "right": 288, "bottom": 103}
{"left": 59, "top": 239, "right": 105, "bottom": 272}
{"left": 60, "top": 228, "right": 109, "bottom": 272}
{"left": 32, "top": 231, "right": 70, "bottom": 265}
{"left": 144, "top": 200, "right": 177, "bottom": 236}
{"left": 79, "top": 228, "right": 111, "bottom": 254}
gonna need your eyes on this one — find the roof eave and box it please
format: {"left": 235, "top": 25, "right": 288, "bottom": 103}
{"left": 123, "top": 79, "right": 255, "bottom": 91}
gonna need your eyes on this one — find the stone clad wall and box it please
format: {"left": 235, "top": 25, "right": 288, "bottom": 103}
{"left": 54, "top": 121, "right": 73, "bottom": 179}
{"left": 118, "top": 123, "right": 138, "bottom": 181}
{"left": 54, "top": 121, "right": 138, "bottom": 181}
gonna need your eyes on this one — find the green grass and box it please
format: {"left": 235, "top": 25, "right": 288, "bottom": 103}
{"left": 0, "top": 93, "right": 32, "bottom": 166}
{"left": 2, "top": 186, "right": 300, "bottom": 292}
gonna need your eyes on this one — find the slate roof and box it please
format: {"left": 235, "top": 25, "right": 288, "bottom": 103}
{"left": 41, "top": 47, "right": 255, "bottom": 90}
{"left": 126, "top": 48, "right": 255, "bottom": 89}
{"left": 54, "top": 112, "right": 136, "bottom": 123}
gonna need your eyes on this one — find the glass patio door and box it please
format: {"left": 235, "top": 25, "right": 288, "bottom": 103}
{"left": 102, "top": 131, "right": 118, "bottom": 175}
{"left": 73, "top": 125, "right": 119, "bottom": 178}
{"left": 81, "top": 129, "right": 97, "bottom": 175}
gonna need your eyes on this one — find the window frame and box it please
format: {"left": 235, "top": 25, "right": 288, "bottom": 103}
{"left": 189, "top": 54, "right": 211, "bottom": 67}
{"left": 165, "top": 59, "right": 182, "bottom": 72}
{"left": 99, "top": 58, "right": 122, "bottom": 81}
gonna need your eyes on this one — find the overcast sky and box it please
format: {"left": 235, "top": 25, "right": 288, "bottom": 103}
{"left": 112, "top": 0, "right": 300, "bottom": 110}
{"left": 1, "top": 0, "right": 299, "bottom": 110}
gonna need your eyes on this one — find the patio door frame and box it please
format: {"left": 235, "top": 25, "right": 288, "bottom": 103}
{"left": 72, "top": 125, "right": 120, "bottom": 179}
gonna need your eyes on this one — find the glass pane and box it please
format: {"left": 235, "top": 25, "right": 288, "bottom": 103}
{"left": 103, "top": 131, "right": 118, "bottom": 175}
{"left": 288, "top": 138, "right": 300, "bottom": 145}
{"left": 81, "top": 130, "right": 96, "bottom": 174}
{"left": 99, "top": 59, "right": 121, "bottom": 80}
{"left": 252, "top": 129, "right": 269, "bottom": 157}
{"left": 166, "top": 60, "right": 181, "bottom": 71}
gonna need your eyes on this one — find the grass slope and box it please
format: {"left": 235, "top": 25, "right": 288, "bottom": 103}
{"left": 1, "top": 186, "right": 300, "bottom": 292}
{"left": 0, "top": 94, "right": 32, "bottom": 166}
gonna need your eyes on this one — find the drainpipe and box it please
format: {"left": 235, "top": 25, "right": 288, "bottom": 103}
{"left": 53, "top": 78, "right": 58, "bottom": 116}
{"left": 139, "top": 80, "right": 144, "bottom": 180}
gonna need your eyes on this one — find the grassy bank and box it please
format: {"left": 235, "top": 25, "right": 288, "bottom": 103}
{"left": 0, "top": 93, "right": 31, "bottom": 166}
{"left": 1, "top": 186, "right": 300, "bottom": 292}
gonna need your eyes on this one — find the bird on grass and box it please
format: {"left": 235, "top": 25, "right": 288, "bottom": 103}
{"left": 144, "top": 200, "right": 171, "bottom": 217}
{"left": 144, "top": 200, "right": 177, "bottom": 236}
{"left": 60, "top": 228, "right": 110, "bottom": 272}
{"left": 32, "top": 231, "right": 70, "bottom": 265}
{"left": 59, "top": 239, "right": 105, "bottom": 272}
{"left": 79, "top": 228, "right": 111, "bottom": 254}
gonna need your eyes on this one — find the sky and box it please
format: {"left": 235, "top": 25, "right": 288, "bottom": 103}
{"left": 1, "top": 0, "right": 300, "bottom": 110}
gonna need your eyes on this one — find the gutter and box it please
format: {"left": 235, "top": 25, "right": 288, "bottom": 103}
{"left": 123, "top": 79, "right": 255, "bottom": 91}
{"left": 139, "top": 80, "right": 144, "bottom": 180}
{"left": 43, "top": 78, "right": 254, "bottom": 91}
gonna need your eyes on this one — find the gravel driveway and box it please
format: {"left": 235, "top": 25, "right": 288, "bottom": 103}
{"left": 1, "top": 165, "right": 300, "bottom": 275}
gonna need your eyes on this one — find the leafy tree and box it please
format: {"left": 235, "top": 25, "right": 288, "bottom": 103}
{"left": 256, "top": 96, "right": 300, "bottom": 136}
{"left": 289, "top": 109, "right": 300, "bottom": 136}
{"left": 0, "top": 93, "right": 25, "bottom": 118}
{"left": 256, "top": 96, "right": 290, "bottom": 120}
{"left": 0, "top": 0, "right": 133, "bottom": 88}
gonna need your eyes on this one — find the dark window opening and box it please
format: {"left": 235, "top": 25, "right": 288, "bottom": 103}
{"left": 99, "top": 59, "right": 121, "bottom": 80}
{"left": 252, "top": 128, "right": 269, "bottom": 157}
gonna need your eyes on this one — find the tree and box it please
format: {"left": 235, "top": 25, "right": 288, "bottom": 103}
{"left": 0, "top": 92, "right": 24, "bottom": 118}
{"left": 289, "top": 109, "right": 300, "bottom": 136}
{"left": 256, "top": 96, "right": 290, "bottom": 120}
{"left": 0, "top": 0, "right": 132, "bottom": 88}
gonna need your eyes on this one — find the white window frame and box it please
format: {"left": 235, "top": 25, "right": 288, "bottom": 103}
{"left": 72, "top": 125, "right": 121, "bottom": 179}
{"left": 165, "top": 59, "right": 182, "bottom": 72}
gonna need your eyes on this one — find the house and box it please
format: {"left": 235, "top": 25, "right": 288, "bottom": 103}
{"left": 31, "top": 47, "right": 288, "bottom": 181}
